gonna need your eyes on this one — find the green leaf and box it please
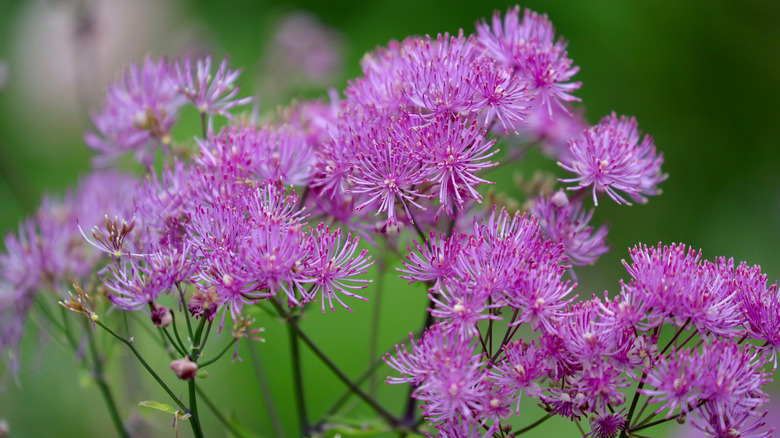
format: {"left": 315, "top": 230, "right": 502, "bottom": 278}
{"left": 138, "top": 400, "right": 177, "bottom": 415}
{"left": 138, "top": 400, "right": 190, "bottom": 420}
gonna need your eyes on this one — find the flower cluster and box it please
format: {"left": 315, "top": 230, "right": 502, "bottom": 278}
{"left": 1, "top": 4, "right": 774, "bottom": 438}
{"left": 389, "top": 240, "right": 777, "bottom": 437}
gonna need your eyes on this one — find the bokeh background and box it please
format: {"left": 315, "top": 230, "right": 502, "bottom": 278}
{"left": 1, "top": 0, "right": 779, "bottom": 437}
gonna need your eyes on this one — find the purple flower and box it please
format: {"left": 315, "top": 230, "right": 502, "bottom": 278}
{"left": 572, "top": 359, "right": 629, "bottom": 414}
{"left": 640, "top": 348, "right": 700, "bottom": 419}
{"left": 399, "top": 33, "right": 478, "bottom": 118}
{"left": 428, "top": 281, "right": 497, "bottom": 339}
{"left": 489, "top": 339, "right": 549, "bottom": 412}
{"left": 174, "top": 55, "right": 252, "bottom": 120}
{"left": 303, "top": 224, "right": 373, "bottom": 313}
{"left": 532, "top": 190, "right": 609, "bottom": 266}
{"left": 560, "top": 113, "right": 666, "bottom": 205}
{"left": 692, "top": 404, "right": 771, "bottom": 438}
{"left": 471, "top": 57, "right": 531, "bottom": 133}
{"left": 102, "top": 256, "right": 173, "bottom": 311}
{"left": 696, "top": 340, "right": 769, "bottom": 422}
{"left": 413, "top": 116, "right": 498, "bottom": 218}
{"left": 586, "top": 409, "right": 627, "bottom": 438}
{"left": 736, "top": 263, "right": 780, "bottom": 368}
{"left": 399, "top": 231, "right": 465, "bottom": 287}
{"left": 86, "top": 55, "right": 184, "bottom": 165}
{"left": 476, "top": 7, "right": 581, "bottom": 115}
{"left": 347, "top": 111, "right": 427, "bottom": 227}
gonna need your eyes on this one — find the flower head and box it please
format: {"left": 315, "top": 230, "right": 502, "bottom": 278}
{"left": 560, "top": 113, "right": 666, "bottom": 206}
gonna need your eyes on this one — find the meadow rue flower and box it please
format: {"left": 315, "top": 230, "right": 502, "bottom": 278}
{"left": 476, "top": 6, "right": 581, "bottom": 115}
{"left": 532, "top": 190, "right": 609, "bottom": 266}
{"left": 86, "top": 55, "right": 185, "bottom": 165}
{"left": 304, "top": 224, "right": 373, "bottom": 313}
{"left": 560, "top": 113, "right": 666, "bottom": 206}
{"left": 174, "top": 54, "right": 252, "bottom": 121}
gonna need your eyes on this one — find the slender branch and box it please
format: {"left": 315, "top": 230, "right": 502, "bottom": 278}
{"left": 197, "top": 338, "right": 237, "bottom": 368}
{"left": 289, "top": 315, "right": 310, "bottom": 436}
{"left": 248, "top": 341, "right": 286, "bottom": 438}
{"left": 177, "top": 282, "right": 194, "bottom": 341}
{"left": 161, "top": 327, "right": 187, "bottom": 357}
{"left": 196, "top": 385, "right": 251, "bottom": 438}
{"left": 271, "top": 299, "right": 405, "bottom": 430}
{"left": 491, "top": 309, "right": 519, "bottom": 363}
{"left": 188, "top": 379, "right": 204, "bottom": 438}
{"left": 95, "top": 319, "right": 187, "bottom": 412}
{"left": 200, "top": 111, "right": 208, "bottom": 139}
{"left": 312, "top": 329, "right": 425, "bottom": 434}
{"left": 659, "top": 319, "right": 691, "bottom": 356}
{"left": 85, "top": 320, "right": 130, "bottom": 438}
{"left": 514, "top": 412, "right": 552, "bottom": 435}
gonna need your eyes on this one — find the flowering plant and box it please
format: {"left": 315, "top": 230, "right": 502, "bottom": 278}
{"left": 1, "top": 5, "right": 776, "bottom": 438}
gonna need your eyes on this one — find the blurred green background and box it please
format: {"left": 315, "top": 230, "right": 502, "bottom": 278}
{"left": 1, "top": 0, "right": 779, "bottom": 437}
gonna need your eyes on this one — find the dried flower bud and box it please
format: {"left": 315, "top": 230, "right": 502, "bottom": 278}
{"left": 170, "top": 358, "right": 198, "bottom": 380}
{"left": 150, "top": 302, "right": 172, "bottom": 328}
{"left": 500, "top": 423, "right": 513, "bottom": 433}
{"left": 550, "top": 189, "right": 569, "bottom": 208}
{"left": 676, "top": 413, "right": 686, "bottom": 425}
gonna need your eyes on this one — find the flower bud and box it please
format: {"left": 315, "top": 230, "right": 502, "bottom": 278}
{"left": 170, "top": 358, "right": 198, "bottom": 380}
{"left": 151, "top": 303, "right": 172, "bottom": 328}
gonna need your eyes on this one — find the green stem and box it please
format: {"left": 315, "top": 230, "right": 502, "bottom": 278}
{"left": 170, "top": 311, "right": 188, "bottom": 353}
{"left": 198, "top": 338, "right": 237, "bottom": 368}
{"left": 248, "top": 341, "right": 286, "bottom": 438}
{"left": 177, "top": 282, "right": 194, "bottom": 341}
{"left": 514, "top": 412, "right": 552, "bottom": 435}
{"left": 162, "top": 327, "right": 187, "bottom": 357}
{"left": 188, "top": 379, "right": 204, "bottom": 438}
{"left": 271, "top": 299, "right": 405, "bottom": 431}
{"left": 95, "top": 320, "right": 187, "bottom": 412}
{"left": 85, "top": 321, "right": 130, "bottom": 438}
{"left": 196, "top": 385, "right": 252, "bottom": 438}
{"left": 289, "top": 316, "right": 310, "bottom": 436}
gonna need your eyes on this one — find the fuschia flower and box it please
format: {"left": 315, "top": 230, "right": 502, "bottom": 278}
{"left": 348, "top": 112, "right": 427, "bottom": 226}
{"left": 736, "top": 263, "right": 780, "bottom": 368}
{"left": 174, "top": 55, "right": 252, "bottom": 120}
{"left": 641, "top": 348, "right": 700, "bottom": 419}
{"left": 428, "top": 281, "right": 497, "bottom": 339}
{"left": 586, "top": 409, "right": 627, "bottom": 438}
{"left": 399, "top": 33, "right": 478, "bottom": 117}
{"left": 102, "top": 257, "right": 174, "bottom": 311}
{"left": 303, "top": 224, "right": 373, "bottom": 313}
{"left": 560, "top": 113, "right": 666, "bottom": 205}
{"left": 86, "top": 55, "right": 184, "bottom": 165}
{"left": 696, "top": 340, "right": 769, "bottom": 422}
{"left": 471, "top": 57, "right": 531, "bottom": 133}
{"left": 400, "top": 231, "right": 465, "bottom": 287}
{"left": 489, "top": 339, "right": 549, "bottom": 411}
{"left": 413, "top": 116, "right": 498, "bottom": 217}
{"left": 572, "top": 359, "right": 629, "bottom": 414}
{"left": 540, "top": 387, "right": 586, "bottom": 421}
{"left": 244, "top": 224, "right": 309, "bottom": 307}
{"left": 560, "top": 298, "right": 616, "bottom": 365}
{"left": 476, "top": 7, "right": 581, "bottom": 114}
{"left": 691, "top": 404, "right": 771, "bottom": 438}
{"left": 385, "top": 324, "right": 471, "bottom": 387}
{"left": 532, "top": 190, "right": 609, "bottom": 266}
